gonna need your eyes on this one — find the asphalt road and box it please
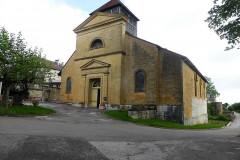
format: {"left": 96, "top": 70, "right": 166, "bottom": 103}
{"left": 0, "top": 102, "right": 240, "bottom": 160}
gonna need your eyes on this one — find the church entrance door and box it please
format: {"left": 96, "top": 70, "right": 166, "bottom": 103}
{"left": 91, "top": 79, "right": 101, "bottom": 108}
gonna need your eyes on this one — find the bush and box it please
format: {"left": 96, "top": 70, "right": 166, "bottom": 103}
{"left": 207, "top": 103, "right": 216, "bottom": 116}
{"left": 228, "top": 106, "right": 234, "bottom": 111}
{"left": 230, "top": 103, "right": 240, "bottom": 111}
{"left": 208, "top": 114, "right": 231, "bottom": 121}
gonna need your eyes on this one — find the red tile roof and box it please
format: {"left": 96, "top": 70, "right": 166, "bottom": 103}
{"left": 90, "top": 0, "right": 139, "bottom": 21}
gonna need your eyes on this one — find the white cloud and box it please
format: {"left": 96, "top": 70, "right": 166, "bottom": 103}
{"left": 0, "top": 0, "right": 88, "bottom": 63}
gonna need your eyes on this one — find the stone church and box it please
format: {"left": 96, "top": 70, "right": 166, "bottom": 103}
{"left": 60, "top": 0, "right": 208, "bottom": 125}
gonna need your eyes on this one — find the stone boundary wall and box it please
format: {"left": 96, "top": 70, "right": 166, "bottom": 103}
{"left": 105, "top": 104, "right": 208, "bottom": 125}
{"left": 118, "top": 105, "right": 184, "bottom": 124}
{"left": 184, "top": 113, "right": 208, "bottom": 125}
{"left": 128, "top": 110, "right": 157, "bottom": 119}
{"left": 156, "top": 106, "right": 184, "bottom": 124}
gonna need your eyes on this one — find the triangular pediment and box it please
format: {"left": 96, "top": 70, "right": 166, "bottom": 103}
{"left": 73, "top": 12, "right": 127, "bottom": 33}
{"left": 80, "top": 59, "right": 110, "bottom": 70}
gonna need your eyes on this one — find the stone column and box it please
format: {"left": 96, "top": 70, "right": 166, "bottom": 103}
{"left": 212, "top": 102, "right": 223, "bottom": 115}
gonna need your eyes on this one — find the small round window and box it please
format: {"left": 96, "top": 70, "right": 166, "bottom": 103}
{"left": 90, "top": 39, "right": 103, "bottom": 49}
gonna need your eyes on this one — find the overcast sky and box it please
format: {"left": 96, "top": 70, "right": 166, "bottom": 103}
{"left": 0, "top": 0, "right": 239, "bottom": 104}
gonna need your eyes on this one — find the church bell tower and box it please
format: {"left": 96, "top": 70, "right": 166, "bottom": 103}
{"left": 90, "top": 0, "right": 139, "bottom": 37}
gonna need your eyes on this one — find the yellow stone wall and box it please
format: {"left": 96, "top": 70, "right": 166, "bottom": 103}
{"left": 60, "top": 13, "right": 127, "bottom": 106}
{"left": 158, "top": 49, "right": 183, "bottom": 106}
{"left": 29, "top": 90, "right": 42, "bottom": 100}
{"left": 122, "top": 34, "right": 158, "bottom": 104}
{"left": 182, "top": 62, "right": 207, "bottom": 124}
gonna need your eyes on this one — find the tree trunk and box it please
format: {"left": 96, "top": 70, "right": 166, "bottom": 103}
{"left": 2, "top": 83, "right": 10, "bottom": 109}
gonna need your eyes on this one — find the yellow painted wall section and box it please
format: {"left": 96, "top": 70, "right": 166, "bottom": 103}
{"left": 75, "top": 22, "right": 124, "bottom": 60}
{"left": 85, "top": 15, "right": 116, "bottom": 27}
{"left": 122, "top": 34, "right": 158, "bottom": 104}
{"left": 182, "top": 62, "right": 207, "bottom": 119}
{"left": 60, "top": 13, "right": 126, "bottom": 105}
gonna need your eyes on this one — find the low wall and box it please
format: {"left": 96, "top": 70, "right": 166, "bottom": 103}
{"left": 184, "top": 113, "right": 208, "bottom": 125}
{"left": 127, "top": 105, "right": 184, "bottom": 124}
{"left": 157, "top": 106, "right": 184, "bottom": 124}
{"left": 128, "top": 110, "right": 157, "bottom": 119}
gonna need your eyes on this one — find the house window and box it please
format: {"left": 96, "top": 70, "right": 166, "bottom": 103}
{"left": 90, "top": 39, "right": 103, "bottom": 49}
{"left": 66, "top": 77, "right": 72, "bottom": 94}
{"left": 135, "top": 70, "right": 145, "bottom": 92}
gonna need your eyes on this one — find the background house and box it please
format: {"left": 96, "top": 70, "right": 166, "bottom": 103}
{"left": 28, "top": 59, "right": 63, "bottom": 101}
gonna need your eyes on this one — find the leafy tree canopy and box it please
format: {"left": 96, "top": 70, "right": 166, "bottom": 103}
{"left": 205, "top": 76, "right": 220, "bottom": 102}
{"left": 230, "top": 102, "right": 240, "bottom": 112}
{"left": 206, "top": 0, "right": 240, "bottom": 50}
{"left": 0, "top": 27, "right": 50, "bottom": 109}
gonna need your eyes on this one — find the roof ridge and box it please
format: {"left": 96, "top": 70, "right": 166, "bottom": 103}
{"left": 90, "top": 0, "right": 139, "bottom": 21}
{"left": 90, "top": 0, "right": 121, "bottom": 15}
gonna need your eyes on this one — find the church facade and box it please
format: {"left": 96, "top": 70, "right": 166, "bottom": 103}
{"left": 60, "top": 0, "right": 208, "bottom": 125}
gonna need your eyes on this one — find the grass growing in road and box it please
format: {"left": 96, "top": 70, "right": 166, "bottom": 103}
{"left": 104, "top": 110, "right": 228, "bottom": 129}
{"left": 0, "top": 105, "right": 56, "bottom": 116}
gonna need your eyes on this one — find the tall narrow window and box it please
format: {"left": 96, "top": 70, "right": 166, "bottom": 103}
{"left": 135, "top": 70, "right": 145, "bottom": 92}
{"left": 203, "top": 82, "right": 206, "bottom": 99}
{"left": 194, "top": 74, "right": 198, "bottom": 97}
{"left": 90, "top": 39, "right": 103, "bottom": 49}
{"left": 200, "top": 79, "right": 202, "bottom": 97}
{"left": 66, "top": 77, "right": 72, "bottom": 94}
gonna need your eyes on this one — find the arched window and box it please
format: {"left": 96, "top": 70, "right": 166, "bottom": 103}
{"left": 93, "top": 80, "right": 101, "bottom": 88}
{"left": 90, "top": 39, "right": 103, "bottom": 49}
{"left": 66, "top": 77, "right": 72, "bottom": 94}
{"left": 135, "top": 70, "right": 145, "bottom": 92}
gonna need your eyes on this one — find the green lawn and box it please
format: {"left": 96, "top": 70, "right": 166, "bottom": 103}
{"left": 0, "top": 105, "right": 56, "bottom": 116}
{"left": 104, "top": 110, "right": 228, "bottom": 129}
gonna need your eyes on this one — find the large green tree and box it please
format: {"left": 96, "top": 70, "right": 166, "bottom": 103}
{"left": 0, "top": 27, "right": 50, "bottom": 109}
{"left": 206, "top": 0, "right": 240, "bottom": 50}
{"left": 205, "top": 76, "right": 220, "bottom": 102}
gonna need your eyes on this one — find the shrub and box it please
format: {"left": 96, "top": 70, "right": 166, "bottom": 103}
{"left": 207, "top": 103, "right": 216, "bottom": 116}
{"left": 32, "top": 100, "right": 39, "bottom": 103}
{"left": 208, "top": 114, "right": 231, "bottom": 121}
{"left": 230, "top": 103, "right": 240, "bottom": 111}
{"left": 228, "top": 106, "right": 234, "bottom": 111}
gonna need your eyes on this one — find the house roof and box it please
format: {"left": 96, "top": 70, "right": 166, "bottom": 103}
{"left": 90, "top": 0, "right": 139, "bottom": 21}
{"left": 125, "top": 32, "right": 208, "bottom": 82}
{"left": 45, "top": 59, "right": 63, "bottom": 71}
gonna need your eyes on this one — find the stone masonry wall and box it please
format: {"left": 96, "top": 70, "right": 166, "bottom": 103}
{"left": 157, "top": 106, "right": 184, "bottom": 124}
{"left": 157, "top": 49, "right": 183, "bottom": 106}
{"left": 182, "top": 62, "right": 208, "bottom": 125}
{"left": 121, "top": 34, "right": 158, "bottom": 105}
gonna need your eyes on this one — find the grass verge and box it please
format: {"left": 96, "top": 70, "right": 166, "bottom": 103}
{"left": 0, "top": 105, "right": 56, "bottom": 116}
{"left": 104, "top": 110, "right": 228, "bottom": 129}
